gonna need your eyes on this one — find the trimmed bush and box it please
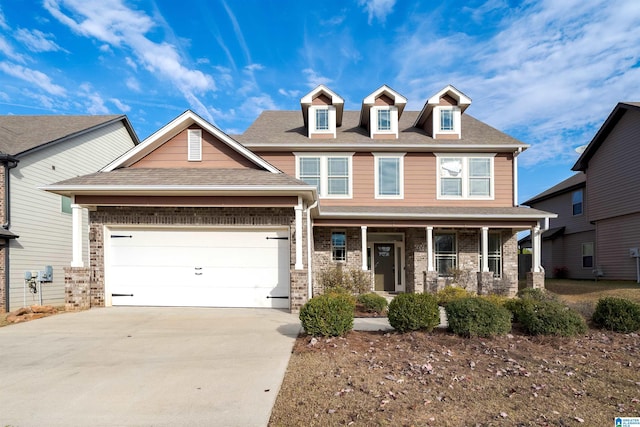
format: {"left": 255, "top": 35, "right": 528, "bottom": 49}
{"left": 504, "top": 298, "right": 530, "bottom": 323}
{"left": 446, "top": 297, "right": 512, "bottom": 338}
{"left": 516, "top": 288, "right": 559, "bottom": 302}
{"left": 592, "top": 297, "right": 640, "bottom": 333}
{"left": 477, "top": 294, "right": 510, "bottom": 307}
{"left": 357, "top": 293, "right": 388, "bottom": 314}
{"left": 518, "top": 300, "right": 587, "bottom": 337}
{"left": 436, "top": 286, "right": 473, "bottom": 307}
{"left": 318, "top": 266, "right": 370, "bottom": 295}
{"left": 388, "top": 293, "right": 440, "bottom": 333}
{"left": 299, "top": 293, "right": 355, "bottom": 337}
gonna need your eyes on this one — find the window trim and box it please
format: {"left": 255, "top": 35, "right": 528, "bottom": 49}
{"left": 572, "top": 189, "right": 583, "bottom": 216}
{"left": 308, "top": 105, "right": 337, "bottom": 137}
{"left": 294, "top": 152, "right": 354, "bottom": 199}
{"left": 331, "top": 230, "right": 347, "bottom": 262}
{"left": 434, "top": 106, "right": 461, "bottom": 135}
{"left": 373, "top": 153, "right": 405, "bottom": 199}
{"left": 370, "top": 106, "right": 399, "bottom": 138}
{"left": 435, "top": 153, "right": 496, "bottom": 200}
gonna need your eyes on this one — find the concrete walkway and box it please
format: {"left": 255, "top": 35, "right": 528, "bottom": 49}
{"left": 353, "top": 307, "right": 448, "bottom": 331}
{"left": 0, "top": 307, "right": 300, "bottom": 427}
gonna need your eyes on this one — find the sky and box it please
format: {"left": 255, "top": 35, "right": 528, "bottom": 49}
{"left": 1, "top": 0, "right": 639, "bottom": 203}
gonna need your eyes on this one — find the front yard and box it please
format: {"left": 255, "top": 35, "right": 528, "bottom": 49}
{"left": 269, "top": 280, "right": 640, "bottom": 426}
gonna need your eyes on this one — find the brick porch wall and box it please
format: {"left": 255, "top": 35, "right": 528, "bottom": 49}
{"left": 87, "top": 206, "right": 307, "bottom": 312}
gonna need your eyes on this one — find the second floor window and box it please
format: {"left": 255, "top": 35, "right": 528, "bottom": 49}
{"left": 375, "top": 154, "right": 404, "bottom": 198}
{"left": 377, "top": 109, "right": 391, "bottom": 131}
{"left": 315, "top": 108, "right": 329, "bottom": 131}
{"left": 437, "top": 154, "right": 495, "bottom": 199}
{"left": 572, "top": 189, "right": 583, "bottom": 216}
{"left": 296, "top": 154, "right": 353, "bottom": 198}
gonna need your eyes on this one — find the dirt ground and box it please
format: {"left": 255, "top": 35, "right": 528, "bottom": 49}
{"left": 271, "top": 280, "right": 640, "bottom": 427}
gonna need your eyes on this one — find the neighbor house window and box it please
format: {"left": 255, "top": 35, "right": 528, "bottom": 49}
{"left": 332, "top": 231, "right": 346, "bottom": 262}
{"left": 440, "top": 109, "right": 454, "bottom": 131}
{"left": 374, "top": 153, "right": 405, "bottom": 198}
{"left": 296, "top": 153, "right": 353, "bottom": 198}
{"left": 315, "top": 108, "right": 329, "bottom": 131}
{"left": 436, "top": 154, "right": 495, "bottom": 199}
{"left": 572, "top": 189, "right": 583, "bottom": 216}
{"left": 61, "top": 196, "right": 72, "bottom": 214}
{"left": 480, "top": 232, "right": 502, "bottom": 278}
{"left": 582, "top": 242, "right": 594, "bottom": 268}
{"left": 435, "top": 233, "right": 457, "bottom": 276}
{"left": 377, "top": 108, "right": 391, "bottom": 131}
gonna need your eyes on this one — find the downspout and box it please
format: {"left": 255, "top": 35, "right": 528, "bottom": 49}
{"left": 305, "top": 200, "right": 318, "bottom": 301}
{"left": 513, "top": 147, "right": 522, "bottom": 206}
{"left": 0, "top": 154, "right": 20, "bottom": 312}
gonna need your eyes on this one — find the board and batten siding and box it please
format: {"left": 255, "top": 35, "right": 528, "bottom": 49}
{"left": 8, "top": 121, "right": 136, "bottom": 310}
{"left": 256, "top": 151, "right": 514, "bottom": 207}
{"left": 587, "top": 110, "right": 640, "bottom": 222}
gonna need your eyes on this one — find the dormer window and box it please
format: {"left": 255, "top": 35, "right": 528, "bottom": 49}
{"left": 377, "top": 108, "right": 391, "bottom": 131}
{"left": 300, "top": 85, "right": 344, "bottom": 139}
{"left": 315, "top": 108, "right": 329, "bottom": 131}
{"left": 360, "top": 85, "right": 407, "bottom": 140}
{"left": 414, "top": 85, "right": 471, "bottom": 140}
{"left": 440, "top": 109, "right": 454, "bottom": 131}
{"left": 434, "top": 106, "right": 460, "bottom": 136}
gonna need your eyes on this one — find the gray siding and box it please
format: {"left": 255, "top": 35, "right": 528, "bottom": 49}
{"left": 595, "top": 213, "right": 640, "bottom": 281}
{"left": 8, "top": 121, "right": 135, "bottom": 310}
{"left": 587, "top": 110, "right": 640, "bottom": 222}
{"left": 531, "top": 189, "right": 593, "bottom": 234}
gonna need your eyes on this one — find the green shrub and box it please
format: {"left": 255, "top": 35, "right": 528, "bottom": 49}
{"left": 592, "top": 297, "right": 640, "bottom": 333}
{"left": 436, "top": 286, "right": 473, "bottom": 307}
{"left": 477, "top": 294, "right": 510, "bottom": 307}
{"left": 517, "top": 287, "right": 559, "bottom": 302}
{"left": 504, "top": 298, "right": 530, "bottom": 323}
{"left": 446, "top": 297, "right": 512, "bottom": 338}
{"left": 388, "top": 293, "right": 440, "bottom": 333}
{"left": 299, "top": 293, "right": 355, "bottom": 337}
{"left": 318, "top": 266, "right": 370, "bottom": 295}
{"left": 518, "top": 300, "right": 587, "bottom": 337}
{"left": 356, "top": 293, "right": 388, "bottom": 314}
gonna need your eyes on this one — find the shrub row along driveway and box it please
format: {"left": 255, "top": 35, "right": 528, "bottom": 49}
{"left": 0, "top": 307, "right": 300, "bottom": 427}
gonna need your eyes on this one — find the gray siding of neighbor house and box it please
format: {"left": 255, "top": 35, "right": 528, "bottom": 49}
{"left": 587, "top": 110, "right": 640, "bottom": 222}
{"left": 8, "top": 121, "right": 135, "bottom": 311}
{"left": 531, "top": 189, "right": 592, "bottom": 234}
{"left": 595, "top": 213, "right": 640, "bottom": 280}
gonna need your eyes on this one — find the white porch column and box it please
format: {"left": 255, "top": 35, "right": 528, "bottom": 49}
{"left": 426, "top": 226, "right": 434, "bottom": 271}
{"left": 295, "top": 198, "right": 303, "bottom": 270}
{"left": 481, "top": 226, "right": 489, "bottom": 272}
{"left": 70, "top": 203, "right": 84, "bottom": 267}
{"left": 361, "top": 225, "right": 368, "bottom": 271}
{"left": 532, "top": 225, "right": 541, "bottom": 273}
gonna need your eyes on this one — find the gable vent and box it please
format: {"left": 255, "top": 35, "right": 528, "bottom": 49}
{"left": 188, "top": 129, "right": 202, "bottom": 161}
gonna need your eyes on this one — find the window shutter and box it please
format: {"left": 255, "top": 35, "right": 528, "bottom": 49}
{"left": 188, "top": 129, "right": 202, "bottom": 161}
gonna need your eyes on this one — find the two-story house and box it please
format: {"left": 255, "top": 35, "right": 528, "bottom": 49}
{"left": 521, "top": 173, "right": 595, "bottom": 279}
{"left": 0, "top": 115, "right": 138, "bottom": 312}
{"left": 44, "top": 85, "right": 554, "bottom": 312}
{"left": 525, "top": 102, "right": 640, "bottom": 282}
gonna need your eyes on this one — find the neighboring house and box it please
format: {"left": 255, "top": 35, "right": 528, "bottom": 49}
{"left": 44, "top": 85, "right": 554, "bottom": 312}
{"left": 0, "top": 116, "right": 139, "bottom": 312}
{"left": 521, "top": 173, "right": 596, "bottom": 279}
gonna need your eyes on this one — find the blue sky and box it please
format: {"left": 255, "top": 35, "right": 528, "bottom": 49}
{"left": 1, "top": 0, "right": 639, "bottom": 203}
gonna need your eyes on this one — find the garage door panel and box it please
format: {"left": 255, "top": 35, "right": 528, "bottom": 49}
{"left": 108, "top": 228, "right": 290, "bottom": 308}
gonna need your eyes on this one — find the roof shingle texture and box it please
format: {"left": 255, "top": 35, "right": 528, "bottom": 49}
{"left": 235, "top": 110, "right": 526, "bottom": 147}
{"left": 523, "top": 172, "right": 585, "bottom": 205}
{"left": 0, "top": 115, "right": 122, "bottom": 155}
{"left": 50, "top": 168, "right": 308, "bottom": 187}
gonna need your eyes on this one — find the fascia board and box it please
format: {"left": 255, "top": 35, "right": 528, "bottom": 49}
{"left": 318, "top": 211, "right": 557, "bottom": 220}
{"left": 243, "top": 143, "right": 529, "bottom": 152}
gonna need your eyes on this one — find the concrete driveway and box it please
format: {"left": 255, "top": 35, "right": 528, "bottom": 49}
{"left": 0, "top": 307, "right": 301, "bottom": 427}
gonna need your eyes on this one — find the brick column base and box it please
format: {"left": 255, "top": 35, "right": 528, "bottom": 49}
{"left": 64, "top": 267, "right": 91, "bottom": 311}
{"left": 526, "top": 271, "right": 545, "bottom": 289}
{"left": 424, "top": 271, "right": 439, "bottom": 294}
{"left": 290, "top": 270, "right": 308, "bottom": 313}
{"left": 477, "top": 272, "right": 494, "bottom": 295}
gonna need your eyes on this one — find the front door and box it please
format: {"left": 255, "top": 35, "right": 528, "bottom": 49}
{"left": 374, "top": 243, "right": 395, "bottom": 291}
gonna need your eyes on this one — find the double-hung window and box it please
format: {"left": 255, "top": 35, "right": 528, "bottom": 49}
{"left": 331, "top": 231, "right": 346, "bottom": 262}
{"left": 374, "top": 153, "right": 404, "bottom": 198}
{"left": 572, "top": 189, "right": 583, "bottom": 216}
{"left": 582, "top": 242, "right": 594, "bottom": 268}
{"left": 480, "top": 232, "right": 502, "bottom": 278}
{"left": 436, "top": 154, "right": 495, "bottom": 199}
{"left": 296, "top": 153, "right": 353, "bottom": 198}
{"left": 435, "top": 233, "right": 457, "bottom": 276}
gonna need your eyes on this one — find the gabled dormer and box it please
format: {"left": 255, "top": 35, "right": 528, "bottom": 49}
{"left": 359, "top": 85, "right": 407, "bottom": 139}
{"left": 300, "top": 85, "right": 344, "bottom": 139}
{"left": 414, "top": 85, "right": 471, "bottom": 140}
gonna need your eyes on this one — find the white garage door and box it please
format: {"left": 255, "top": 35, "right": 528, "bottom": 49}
{"left": 107, "top": 228, "right": 290, "bottom": 308}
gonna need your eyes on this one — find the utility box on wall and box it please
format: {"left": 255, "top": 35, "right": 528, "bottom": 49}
{"left": 630, "top": 248, "right": 639, "bottom": 258}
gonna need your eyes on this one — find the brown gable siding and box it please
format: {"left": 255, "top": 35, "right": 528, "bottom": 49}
{"left": 256, "top": 151, "right": 514, "bottom": 207}
{"left": 374, "top": 95, "right": 393, "bottom": 106}
{"left": 131, "top": 126, "right": 259, "bottom": 169}
{"left": 439, "top": 95, "right": 457, "bottom": 106}
{"left": 312, "top": 94, "right": 331, "bottom": 105}
{"left": 587, "top": 110, "right": 640, "bottom": 222}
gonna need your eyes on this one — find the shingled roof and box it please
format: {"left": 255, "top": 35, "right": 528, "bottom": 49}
{"left": 0, "top": 115, "right": 138, "bottom": 156}
{"left": 235, "top": 110, "right": 527, "bottom": 149}
{"left": 522, "top": 173, "right": 586, "bottom": 206}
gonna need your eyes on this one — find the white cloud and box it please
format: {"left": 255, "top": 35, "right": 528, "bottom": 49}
{"left": 221, "top": 0, "right": 252, "bottom": 64}
{"left": 15, "top": 28, "right": 66, "bottom": 52}
{"left": 358, "top": 0, "right": 396, "bottom": 24}
{"left": 110, "top": 98, "right": 130, "bottom": 112}
{"left": 0, "top": 35, "right": 26, "bottom": 63}
{"left": 278, "top": 88, "right": 301, "bottom": 98}
{"left": 303, "top": 68, "right": 332, "bottom": 88}
{"left": 238, "top": 95, "right": 277, "bottom": 119}
{"left": 125, "top": 76, "right": 141, "bottom": 92}
{"left": 0, "top": 62, "right": 66, "bottom": 95}
{"left": 44, "top": 0, "right": 215, "bottom": 113}
{"left": 0, "top": 7, "right": 10, "bottom": 30}
{"left": 78, "top": 83, "right": 109, "bottom": 114}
